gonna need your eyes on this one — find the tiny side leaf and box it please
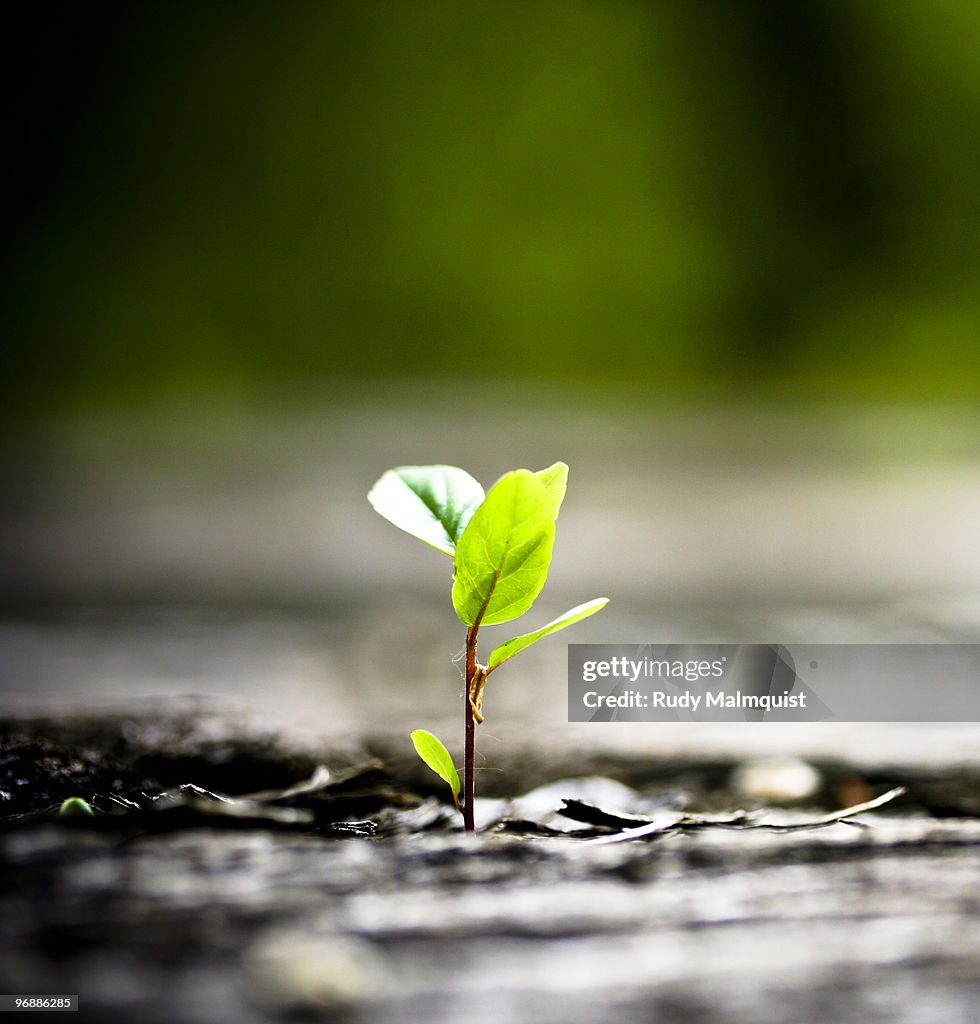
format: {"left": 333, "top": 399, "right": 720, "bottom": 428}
{"left": 59, "top": 796, "right": 95, "bottom": 817}
{"left": 410, "top": 729, "right": 461, "bottom": 805}
{"left": 487, "top": 597, "right": 609, "bottom": 670}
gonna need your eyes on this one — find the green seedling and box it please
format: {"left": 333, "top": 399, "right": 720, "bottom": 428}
{"left": 369, "top": 462, "right": 608, "bottom": 832}
{"left": 58, "top": 797, "right": 95, "bottom": 817}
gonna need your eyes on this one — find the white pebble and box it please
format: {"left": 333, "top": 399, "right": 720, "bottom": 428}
{"left": 730, "top": 757, "right": 821, "bottom": 802}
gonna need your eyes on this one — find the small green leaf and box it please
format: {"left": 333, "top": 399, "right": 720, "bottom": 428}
{"left": 410, "top": 729, "right": 461, "bottom": 804}
{"left": 487, "top": 597, "right": 610, "bottom": 669}
{"left": 452, "top": 470, "right": 555, "bottom": 627}
{"left": 368, "top": 465, "right": 485, "bottom": 555}
{"left": 59, "top": 797, "right": 95, "bottom": 817}
{"left": 535, "top": 462, "right": 568, "bottom": 519}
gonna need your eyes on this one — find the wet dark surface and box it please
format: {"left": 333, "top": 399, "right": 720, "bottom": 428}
{"left": 2, "top": 401, "right": 979, "bottom": 1020}
{"left": 2, "top": 709, "right": 979, "bottom": 1024}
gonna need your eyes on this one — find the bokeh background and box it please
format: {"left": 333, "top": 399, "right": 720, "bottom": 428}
{"left": 2, "top": 1, "right": 978, "bottom": 758}
{"left": 7, "top": 1, "right": 980, "bottom": 410}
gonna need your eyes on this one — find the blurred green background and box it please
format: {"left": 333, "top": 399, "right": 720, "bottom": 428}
{"left": 6, "top": 0, "right": 980, "bottom": 420}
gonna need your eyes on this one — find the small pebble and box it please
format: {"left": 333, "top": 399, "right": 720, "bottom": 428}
{"left": 730, "top": 757, "right": 821, "bottom": 803}
{"left": 248, "top": 931, "right": 389, "bottom": 1012}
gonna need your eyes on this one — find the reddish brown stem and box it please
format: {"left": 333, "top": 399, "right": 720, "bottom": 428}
{"left": 463, "top": 624, "right": 478, "bottom": 833}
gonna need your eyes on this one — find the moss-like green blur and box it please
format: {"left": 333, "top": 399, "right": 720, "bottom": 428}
{"left": 6, "top": 1, "right": 980, "bottom": 420}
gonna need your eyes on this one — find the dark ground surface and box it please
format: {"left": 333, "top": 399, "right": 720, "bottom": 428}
{"left": 2, "top": 401, "right": 978, "bottom": 1020}
{"left": 2, "top": 708, "right": 978, "bottom": 1024}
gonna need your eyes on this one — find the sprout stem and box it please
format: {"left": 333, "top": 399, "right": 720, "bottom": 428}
{"left": 463, "top": 624, "right": 478, "bottom": 833}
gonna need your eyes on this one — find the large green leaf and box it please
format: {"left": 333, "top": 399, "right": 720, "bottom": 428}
{"left": 452, "top": 470, "right": 555, "bottom": 627}
{"left": 535, "top": 461, "right": 568, "bottom": 519}
{"left": 410, "top": 729, "right": 460, "bottom": 805}
{"left": 368, "top": 465, "right": 485, "bottom": 556}
{"left": 487, "top": 597, "right": 610, "bottom": 670}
